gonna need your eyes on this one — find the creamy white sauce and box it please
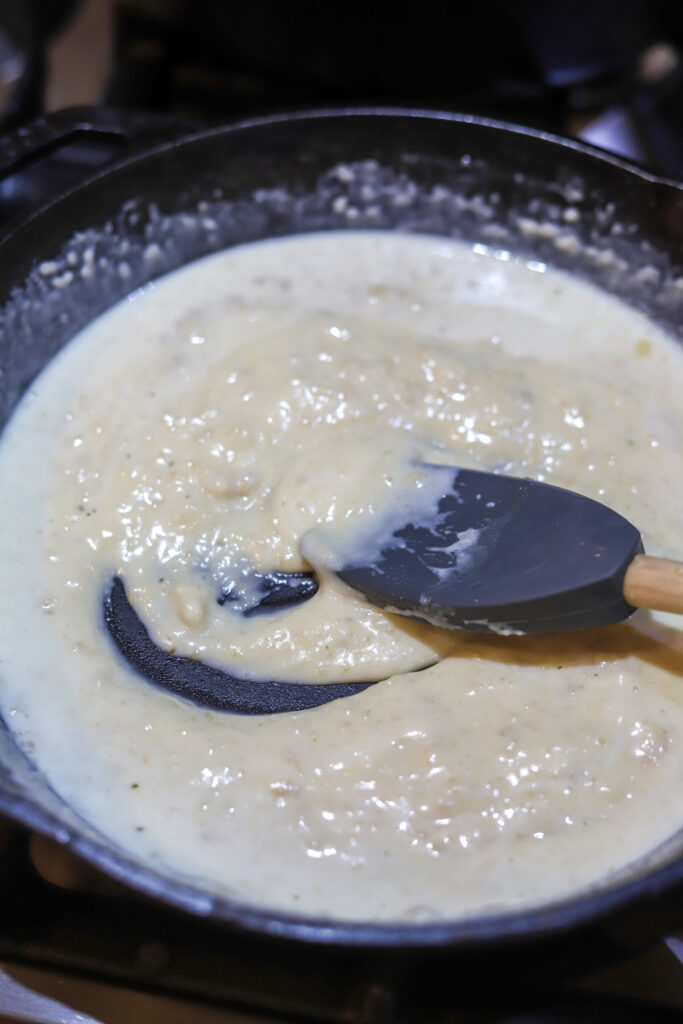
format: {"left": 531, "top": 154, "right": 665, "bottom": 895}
{"left": 0, "top": 231, "right": 682, "bottom": 922}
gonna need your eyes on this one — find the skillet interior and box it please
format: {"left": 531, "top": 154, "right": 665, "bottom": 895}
{"left": 0, "top": 109, "right": 682, "bottom": 959}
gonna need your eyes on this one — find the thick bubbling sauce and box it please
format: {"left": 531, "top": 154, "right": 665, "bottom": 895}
{"left": 0, "top": 232, "right": 682, "bottom": 922}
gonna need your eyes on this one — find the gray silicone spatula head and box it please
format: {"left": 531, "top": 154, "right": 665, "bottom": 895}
{"left": 335, "top": 466, "right": 644, "bottom": 635}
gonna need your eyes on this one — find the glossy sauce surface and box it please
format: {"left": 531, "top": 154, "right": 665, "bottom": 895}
{"left": 0, "top": 232, "right": 681, "bottom": 921}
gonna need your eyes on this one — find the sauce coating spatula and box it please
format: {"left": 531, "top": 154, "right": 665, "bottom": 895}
{"left": 103, "top": 466, "right": 682, "bottom": 715}
{"left": 336, "top": 466, "right": 683, "bottom": 635}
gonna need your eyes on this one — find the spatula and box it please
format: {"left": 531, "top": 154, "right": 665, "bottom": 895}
{"left": 334, "top": 465, "right": 683, "bottom": 635}
{"left": 103, "top": 465, "right": 682, "bottom": 715}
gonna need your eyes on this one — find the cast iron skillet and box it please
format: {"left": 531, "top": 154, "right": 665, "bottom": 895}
{"left": 0, "top": 108, "right": 682, "bottom": 977}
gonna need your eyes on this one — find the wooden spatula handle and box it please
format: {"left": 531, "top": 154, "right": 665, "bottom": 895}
{"left": 623, "top": 555, "right": 683, "bottom": 615}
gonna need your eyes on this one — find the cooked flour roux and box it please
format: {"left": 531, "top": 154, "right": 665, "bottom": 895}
{"left": 0, "top": 232, "right": 681, "bottom": 922}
